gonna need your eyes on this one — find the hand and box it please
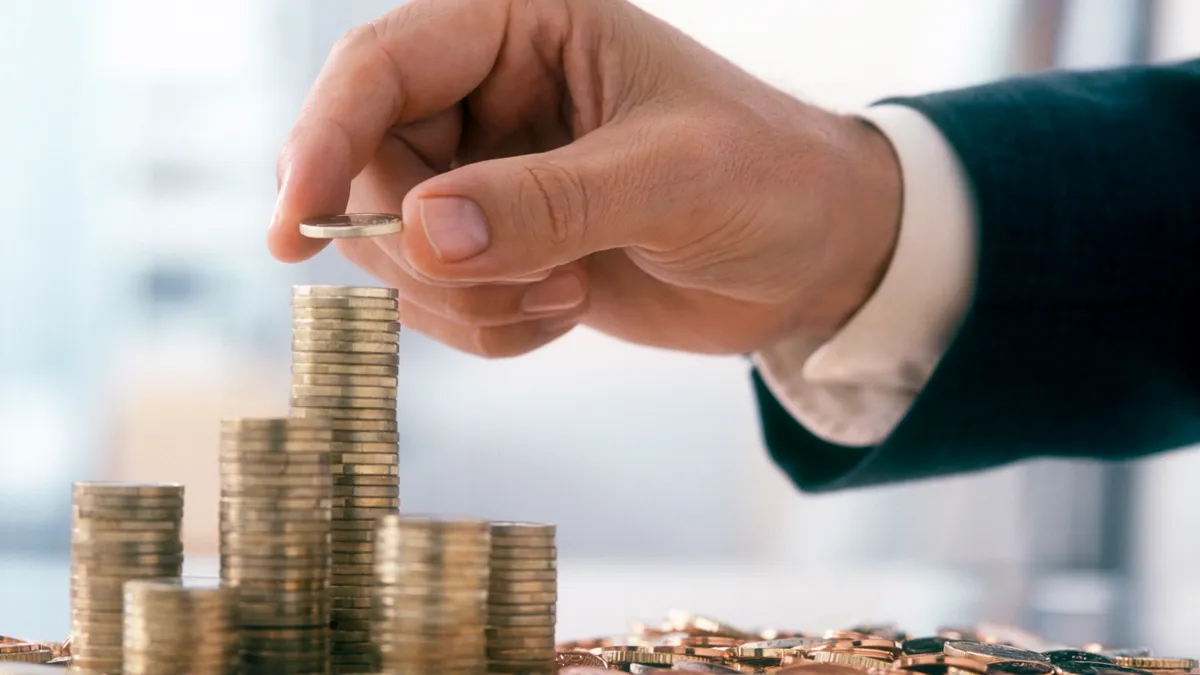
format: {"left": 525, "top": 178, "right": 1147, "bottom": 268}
{"left": 268, "top": 0, "right": 902, "bottom": 358}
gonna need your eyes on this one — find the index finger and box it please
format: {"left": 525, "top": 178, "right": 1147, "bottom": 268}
{"left": 267, "top": 0, "right": 509, "bottom": 262}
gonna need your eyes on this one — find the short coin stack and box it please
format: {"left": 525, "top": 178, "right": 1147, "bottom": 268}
{"left": 218, "top": 418, "right": 333, "bottom": 675}
{"left": 373, "top": 515, "right": 491, "bottom": 675}
{"left": 70, "top": 482, "right": 184, "bottom": 675}
{"left": 487, "top": 522, "right": 558, "bottom": 674}
{"left": 289, "top": 285, "right": 402, "bottom": 674}
{"left": 122, "top": 578, "right": 237, "bottom": 675}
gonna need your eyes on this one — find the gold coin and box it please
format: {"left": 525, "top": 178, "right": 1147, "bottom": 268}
{"left": 293, "top": 284, "right": 397, "bottom": 299}
{"left": 1111, "top": 657, "right": 1198, "bottom": 670}
{"left": 490, "top": 569, "right": 556, "bottom": 582}
{"left": 292, "top": 406, "right": 397, "bottom": 421}
{"left": 72, "top": 482, "right": 183, "bottom": 497}
{"left": 488, "top": 580, "right": 556, "bottom": 594}
{"left": 221, "top": 417, "right": 332, "bottom": 432}
{"left": 334, "top": 485, "right": 399, "bottom": 498}
{"left": 291, "top": 373, "right": 399, "bottom": 388}
{"left": 291, "top": 295, "right": 397, "bottom": 309}
{"left": 291, "top": 307, "right": 401, "bottom": 323}
{"left": 71, "top": 506, "right": 182, "bottom": 521}
{"left": 291, "top": 384, "right": 397, "bottom": 400}
{"left": 490, "top": 522, "right": 555, "bottom": 537}
{"left": 487, "top": 603, "right": 556, "bottom": 616}
{"left": 292, "top": 345, "right": 400, "bottom": 362}
{"left": 489, "top": 547, "right": 556, "bottom": 560}
{"left": 486, "top": 626, "right": 555, "bottom": 639}
{"left": 293, "top": 327, "right": 399, "bottom": 344}
{"left": 293, "top": 336, "right": 399, "bottom": 352}
{"left": 486, "top": 614, "right": 556, "bottom": 628}
{"left": 71, "top": 494, "right": 185, "bottom": 508}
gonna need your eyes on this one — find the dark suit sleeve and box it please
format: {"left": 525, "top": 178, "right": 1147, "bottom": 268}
{"left": 755, "top": 58, "right": 1200, "bottom": 492}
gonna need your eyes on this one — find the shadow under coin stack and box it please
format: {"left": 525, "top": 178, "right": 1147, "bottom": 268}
{"left": 218, "top": 418, "right": 333, "bottom": 675}
{"left": 122, "top": 579, "right": 237, "bottom": 675}
{"left": 69, "top": 482, "right": 184, "bottom": 675}
{"left": 486, "top": 522, "right": 558, "bottom": 675}
{"left": 373, "top": 515, "right": 491, "bottom": 675}
{"left": 289, "top": 285, "right": 402, "bottom": 674}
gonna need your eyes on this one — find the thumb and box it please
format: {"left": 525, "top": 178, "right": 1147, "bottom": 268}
{"left": 394, "top": 123, "right": 679, "bottom": 282}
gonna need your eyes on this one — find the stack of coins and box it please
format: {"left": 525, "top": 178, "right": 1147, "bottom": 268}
{"left": 373, "top": 515, "right": 491, "bottom": 675}
{"left": 289, "top": 285, "right": 402, "bottom": 674}
{"left": 122, "top": 578, "right": 237, "bottom": 675}
{"left": 218, "top": 418, "right": 333, "bottom": 675}
{"left": 70, "top": 482, "right": 184, "bottom": 675}
{"left": 0, "top": 643, "right": 53, "bottom": 664}
{"left": 487, "top": 522, "right": 558, "bottom": 675}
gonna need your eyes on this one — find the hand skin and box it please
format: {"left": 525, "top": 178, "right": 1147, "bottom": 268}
{"left": 268, "top": 0, "right": 902, "bottom": 359}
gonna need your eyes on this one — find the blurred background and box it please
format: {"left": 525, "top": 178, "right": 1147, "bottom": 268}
{"left": 1, "top": 0, "right": 1198, "bottom": 654}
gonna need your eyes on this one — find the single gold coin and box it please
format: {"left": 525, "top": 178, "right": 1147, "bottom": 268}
{"left": 293, "top": 319, "right": 401, "bottom": 334}
{"left": 291, "top": 295, "right": 398, "bottom": 310}
{"left": 292, "top": 406, "right": 397, "bottom": 421}
{"left": 291, "top": 351, "right": 400, "bottom": 367}
{"left": 291, "top": 307, "right": 401, "bottom": 322}
{"left": 291, "top": 373, "right": 400, "bottom": 388}
{"left": 298, "top": 213, "right": 402, "bottom": 239}
{"left": 291, "top": 384, "right": 397, "bottom": 400}
{"left": 292, "top": 284, "right": 397, "bottom": 299}
{"left": 292, "top": 339, "right": 399, "bottom": 355}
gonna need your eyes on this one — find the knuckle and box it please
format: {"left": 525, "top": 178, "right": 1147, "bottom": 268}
{"left": 514, "top": 161, "right": 588, "bottom": 252}
{"left": 332, "top": 24, "right": 377, "bottom": 56}
{"left": 471, "top": 327, "right": 526, "bottom": 360}
{"left": 440, "top": 289, "right": 489, "bottom": 326}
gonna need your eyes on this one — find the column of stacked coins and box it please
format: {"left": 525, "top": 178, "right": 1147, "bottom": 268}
{"left": 218, "top": 418, "right": 333, "bottom": 675}
{"left": 70, "top": 482, "right": 184, "bottom": 675}
{"left": 373, "top": 515, "right": 491, "bottom": 675}
{"left": 487, "top": 522, "right": 558, "bottom": 674}
{"left": 289, "top": 285, "right": 402, "bottom": 674}
{"left": 122, "top": 579, "right": 237, "bottom": 675}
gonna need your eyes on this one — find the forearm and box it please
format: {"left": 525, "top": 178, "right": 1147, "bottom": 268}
{"left": 758, "top": 58, "right": 1200, "bottom": 492}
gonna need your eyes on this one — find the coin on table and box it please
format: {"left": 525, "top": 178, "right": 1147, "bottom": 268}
{"left": 944, "top": 643, "right": 1050, "bottom": 664}
{"left": 299, "top": 213, "right": 402, "bottom": 238}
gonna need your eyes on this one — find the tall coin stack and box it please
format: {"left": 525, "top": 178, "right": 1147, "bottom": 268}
{"left": 122, "top": 578, "right": 237, "bottom": 675}
{"left": 373, "top": 515, "right": 491, "bottom": 675}
{"left": 70, "top": 482, "right": 184, "bottom": 675}
{"left": 289, "top": 285, "right": 402, "bottom": 674}
{"left": 218, "top": 418, "right": 333, "bottom": 675}
{"left": 487, "top": 522, "right": 558, "bottom": 675}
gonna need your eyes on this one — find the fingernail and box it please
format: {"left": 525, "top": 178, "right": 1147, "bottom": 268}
{"left": 419, "top": 197, "right": 490, "bottom": 262}
{"left": 521, "top": 274, "right": 585, "bottom": 314}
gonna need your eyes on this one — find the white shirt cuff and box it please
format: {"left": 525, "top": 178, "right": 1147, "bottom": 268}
{"left": 753, "top": 104, "right": 978, "bottom": 447}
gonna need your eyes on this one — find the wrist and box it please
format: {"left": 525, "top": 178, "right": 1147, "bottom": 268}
{"left": 812, "top": 112, "right": 903, "bottom": 334}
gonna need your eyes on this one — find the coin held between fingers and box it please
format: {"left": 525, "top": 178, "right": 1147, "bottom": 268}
{"left": 299, "top": 213, "right": 403, "bottom": 239}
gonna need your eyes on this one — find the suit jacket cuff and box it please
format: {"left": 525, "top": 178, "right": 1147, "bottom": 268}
{"left": 752, "top": 104, "right": 978, "bottom": 447}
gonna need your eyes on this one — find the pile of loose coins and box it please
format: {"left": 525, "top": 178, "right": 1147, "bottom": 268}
{"left": 373, "top": 515, "right": 491, "bottom": 675}
{"left": 290, "top": 283, "right": 402, "bottom": 674}
{"left": 555, "top": 613, "right": 1200, "bottom": 675}
{"left": 69, "top": 482, "right": 184, "bottom": 674}
{"left": 122, "top": 579, "right": 236, "bottom": 675}
{"left": 487, "top": 523, "right": 559, "bottom": 674}
{"left": 218, "top": 418, "right": 333, "bottom": 675}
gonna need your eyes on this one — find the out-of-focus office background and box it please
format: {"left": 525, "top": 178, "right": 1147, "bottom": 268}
{"left": 1, "top": 0, "right": 1198, "bottom": 654}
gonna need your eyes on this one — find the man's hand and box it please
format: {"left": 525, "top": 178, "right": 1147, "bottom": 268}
{"left": 268, "top": 0, "right": 902, "bottom": 358}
